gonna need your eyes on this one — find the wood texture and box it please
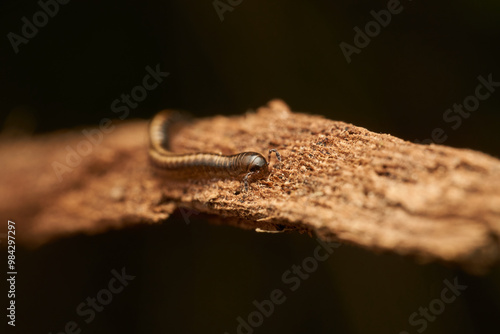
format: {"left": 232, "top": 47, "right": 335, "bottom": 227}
{"left": 1, "top": 100, "right": 499, "bottom": 273}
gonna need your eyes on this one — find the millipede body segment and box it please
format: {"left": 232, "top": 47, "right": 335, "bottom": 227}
{"left": 148, "top": 110, "right": 280, "bottom": 190}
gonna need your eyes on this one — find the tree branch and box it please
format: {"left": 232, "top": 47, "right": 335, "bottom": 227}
{"left": 2, "top": 100, "right": 499, "bottom": 273}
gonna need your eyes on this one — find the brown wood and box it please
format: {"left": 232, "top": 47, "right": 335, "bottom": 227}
{"left": 2, "top": 100, "right": 499, "bottom": 273}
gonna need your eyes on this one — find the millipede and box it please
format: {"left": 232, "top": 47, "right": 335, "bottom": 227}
{"left": 148, "top": 110, "right": 281, "bottom": 191}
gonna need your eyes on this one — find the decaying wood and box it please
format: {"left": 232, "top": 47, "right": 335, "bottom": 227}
{"left": 1, "top": 100, "right": 499, "bottom": 273}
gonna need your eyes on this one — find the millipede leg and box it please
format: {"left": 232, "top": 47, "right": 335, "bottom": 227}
{"left": 242, "top": 173, "right": 251, "bottom": 192}
{"left": 268, "top": 149, "right": 282, "bottom": 165}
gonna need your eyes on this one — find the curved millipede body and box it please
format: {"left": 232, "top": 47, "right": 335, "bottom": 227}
{"left": 148, "top": 110, "right": 281, "bottom": 191}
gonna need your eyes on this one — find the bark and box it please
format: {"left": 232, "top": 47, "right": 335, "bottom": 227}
{"left": 1, "top": 100, "right": 499, "bottom": 273}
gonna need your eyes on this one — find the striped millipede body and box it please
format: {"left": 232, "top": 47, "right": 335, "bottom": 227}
{"left": 148, "top": 110, "right": 281, "bottom": 191}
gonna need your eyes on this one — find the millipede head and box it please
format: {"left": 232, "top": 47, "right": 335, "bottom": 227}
{"left": 242, "top": 153, "right": 270, "bottom": 180}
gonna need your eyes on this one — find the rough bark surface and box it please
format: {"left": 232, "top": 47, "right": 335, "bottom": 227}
{"left": 1, "top": 100, "right": 499, "bottom": 273}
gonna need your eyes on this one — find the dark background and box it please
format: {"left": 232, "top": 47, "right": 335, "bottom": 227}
{"left": 1, "top": 0, "right": 499, "bottom": 333}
